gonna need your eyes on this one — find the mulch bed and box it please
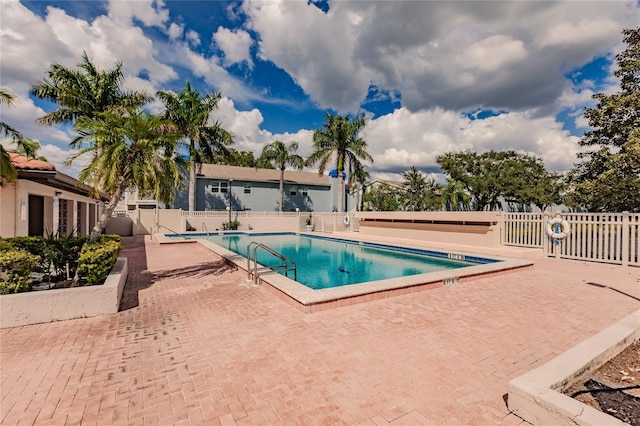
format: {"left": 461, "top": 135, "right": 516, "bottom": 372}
{"left": 564, "top": 340, "right": 640, "bottom": 425}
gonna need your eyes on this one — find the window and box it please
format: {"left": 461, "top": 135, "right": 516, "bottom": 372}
{"left": 211, "top": 181, "right": 231, "bottom": 193}
{"left": 289, "top": 186, "right": 297, "bottom": 196}
{"left": 301, "top": 187, "right": 308, "bottom": 196}
{"left": 244, "top": 183, "right": 251, "bottom": 194}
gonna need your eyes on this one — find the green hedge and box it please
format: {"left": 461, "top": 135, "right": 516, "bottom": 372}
{"left": 0, "top": 249, "right": 41, "bottom": 294}
{"left": 0, "top": 234, "right": 122, "bottom": 289}
{"left": 77, "top": 236, "right": 123, "bottom": 285}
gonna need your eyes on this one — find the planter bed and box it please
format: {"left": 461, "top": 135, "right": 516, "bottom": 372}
{"left": 508, "top": 309, "right": 640, "bottom": 425}
{"left": 0, "top": 258, "right": 127, "bottom": 329}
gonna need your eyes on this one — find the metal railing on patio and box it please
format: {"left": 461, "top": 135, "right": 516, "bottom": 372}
{"left": 502, "top": 212, "right": 639, "bottom": 267}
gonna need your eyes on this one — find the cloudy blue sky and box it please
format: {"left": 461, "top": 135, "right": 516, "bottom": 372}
{"left": 1, "top": 0, "right": 639, "bottom": 181}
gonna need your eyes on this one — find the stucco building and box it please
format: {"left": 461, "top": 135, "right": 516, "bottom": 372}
{"left": 172, "top": 164, "right": 354, "bottom": 212}
{"left": 0, "top": 153, "right": 106, "bottom": 238}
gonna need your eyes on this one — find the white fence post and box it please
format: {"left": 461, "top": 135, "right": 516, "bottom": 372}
{"left": 622, "top": 211, "right": 629, "bottom": 267}
{"left": 542, "top": 213, "right": 549, "bottom": 258}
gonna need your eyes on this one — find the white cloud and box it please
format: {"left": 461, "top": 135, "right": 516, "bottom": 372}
{"left": 243, "top": 0, "right": 375, "bottom": 113}
{"left": 535, "top": 19, "right": 622, "bottom": 48}
{"left": 0, "top": 92, "right": 71, "bottom": 145}
{"left": 167, "top": 22, "right": 183, "bottom": 40}
{"left": 361, "top": 107, "right": 581, "bottom": 177}
{"left": 186, "top": 30, "right": 200, "bottom": 47}
{"left": 460, "top": 35, "right": 528, "bottom": 73}
{"left": 44, "top": 8, "right": 177, "bottom": 85}
{"left": 39, "top": 144, "right": 87, "bottom": 177}
{"left": 164, "top": 44, "right": 256, "bottom": 102}
{"left": 2, "top": 0, "right": 635, "bottom": 186}
{"left": 213, "top": 27, "right": 253, "bottom": 68}
{"left": 0, "top": 1, "right": 75, "bottom": 92}
{"left": 215, "top": 97, "right": 313, "bottom": 157}
{"left": 106, "top": 0, "right": 169, "bottom": 28}
{"left": 244, "top": 0, "right": 639, "bottom": 114}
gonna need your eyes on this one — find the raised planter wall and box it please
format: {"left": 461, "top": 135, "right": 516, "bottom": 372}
{"left": 0, "top": 258, "right": 128, "bottom": 329}
{"left": 508, "top": 309, "right": 640, "bottom": 426}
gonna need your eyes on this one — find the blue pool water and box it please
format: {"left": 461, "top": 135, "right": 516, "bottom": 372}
{"left": 198, "top": 233, "right": 487, "bottom": 290}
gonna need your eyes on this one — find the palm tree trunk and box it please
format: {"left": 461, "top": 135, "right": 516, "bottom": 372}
{"left": 338, "top": 174, "right": 344, "bottom": 213}
{"left": 279, "top": 168, "right": 284, "bottom": 212}
{"left": 189, "top": 146, "right": 196, "bottom": 212}
{"left": 88, "top": 179, "right": 129, "bottom": 243}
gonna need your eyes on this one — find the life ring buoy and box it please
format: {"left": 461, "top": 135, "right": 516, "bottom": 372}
{"left": 343, "top": 215, "right": 350, "bottom": 226}
{"left": 546, "top": 218, "right": 570, "bottom": 240}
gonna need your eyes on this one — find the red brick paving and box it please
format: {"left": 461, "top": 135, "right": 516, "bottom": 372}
{"left": 1, "top": 236, "right": 639, "bottom": 425}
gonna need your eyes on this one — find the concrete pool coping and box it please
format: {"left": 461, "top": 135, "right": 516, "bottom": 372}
{"left": 157, "top": 232, "right": 534, "bottom": 312}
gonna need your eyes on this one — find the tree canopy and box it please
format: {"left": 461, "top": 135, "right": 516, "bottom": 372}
{"left": 363, "top": 182, "right": 401, "bottom": 211}
{"left": 258, "top": 140, "right": 304, "bottom": 212}
{"left": 566, "top": 27, "right": 640, "bottom": 212}
{"left": 70, "top": 108, "right": 181, "bottom": 242}
{"left": 157, "top": 82, "right": 232, "bottom": 212}
{"left": 441, "top": 180, "right": 471, "bottom": 211}
{"left": 31, "top": 52, "right": 149, "bottom": 126}
{"left": 400, "top": 166, "right": 442, "bottom": 211}
{"left": 437, "top": 150, "right": 560, "bottom": 211}
{"left": 307, "top": 113, "right": 373, "bottom": 212}
{"left": 31, "top": 55, "right": 181, "bottom": 241}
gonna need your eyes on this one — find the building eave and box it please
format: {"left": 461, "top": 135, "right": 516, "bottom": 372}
{"left": 17, "top": 169, "right": 109, "bottom": 202}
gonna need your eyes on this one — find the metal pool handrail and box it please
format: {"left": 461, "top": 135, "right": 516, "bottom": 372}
{"left": 246, "top": 241, "right": 297, "bottom": 285}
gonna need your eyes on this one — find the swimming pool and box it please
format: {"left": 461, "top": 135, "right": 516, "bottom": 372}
{"left": 204, "top": 232, "right": 482, "bottom": 289}
{"left": 162, "top": 231, "right": 532, "bottom": 312}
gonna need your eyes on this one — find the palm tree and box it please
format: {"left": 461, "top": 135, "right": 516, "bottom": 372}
{"left": 307, "top": 113, "right": 373, "bottom": 212}
{"left": 14, "top": 139, "right": 47, "bottom": 161}
{"left": 157, "top": 82, "right": 232, "bottom": 212}
{"left": 348, "top": 163, "right": 370, "bottom": 211}
{"left": 258, "top": 140, "right": 304, "bottom": 212}
{"left": 31, "top": 52, "right": 149, "bottom": 126}
{"left": 442, "top": 180, "right": 471, "bottom": 211}
{"left": 1, "top": 88, "right": 39, "bottom": 183}
{"left": 69, "top": 108, "right": 181, "bottom": 242}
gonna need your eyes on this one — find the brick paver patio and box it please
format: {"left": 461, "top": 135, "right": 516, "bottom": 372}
{"left": 2, "top": 236, "right": 639, "bottom": 425}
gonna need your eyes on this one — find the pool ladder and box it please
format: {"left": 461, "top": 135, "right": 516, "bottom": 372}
{"left": 247, "top": 242, "right": 297, "bottom": 285}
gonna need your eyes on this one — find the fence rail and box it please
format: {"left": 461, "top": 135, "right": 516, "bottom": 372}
{"left": 502, "top": 212, "right": 639, "bottom": 267}
{"left": 182, "top": 210, "right": 300, "bottom": 218}
{"left": 181, "top": 210, "right": 359, "bottom": 232}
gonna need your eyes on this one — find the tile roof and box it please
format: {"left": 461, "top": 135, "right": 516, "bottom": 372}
{"left": 9, "top": 152, "right": 56, "bottom": 171}
{"left": 198, "top": 164, "right": 331, "bottom": 186}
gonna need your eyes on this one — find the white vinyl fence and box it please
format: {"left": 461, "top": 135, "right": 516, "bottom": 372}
{"left": 181, "top": 210, "right": 359, "bottom": 233}
{"left": 502, "top": 212, "right": 639, "bottom": 267}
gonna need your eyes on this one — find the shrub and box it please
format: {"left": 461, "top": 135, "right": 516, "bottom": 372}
{"left": 0, "top": 249, "right": 41, "bottom": 294}
{"left": 0, "top": 239, "right": 14, "bottom": 252}
{"left": 4, "top": 236, "right": 46, "bottom": 262}
{"left": 222, "top": 220, "right": 240, "bottom": 230}
{"left": 77, "top": 236, "right": 123, "bottom": 285}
